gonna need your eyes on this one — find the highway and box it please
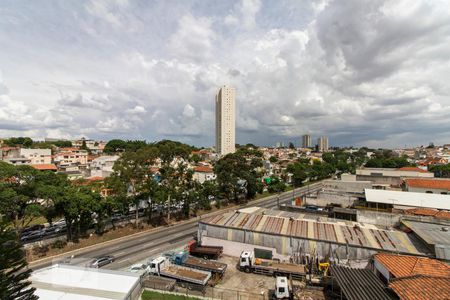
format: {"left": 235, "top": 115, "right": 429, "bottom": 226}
{"left": 29, "top": 182, "right": 323, "bottom": 271}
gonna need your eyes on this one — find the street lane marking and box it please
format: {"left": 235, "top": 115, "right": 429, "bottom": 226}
{"left": 116, "top": 251, "right": 126, "bottom": 256}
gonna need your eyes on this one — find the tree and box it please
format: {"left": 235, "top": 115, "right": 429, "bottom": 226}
{"left": 287, "top": 163, "right": 308, "bottom": 187}
{"left": 104, "top": 139, "right": 128, "bottom": 153}
{"left": 4, "top": 137, "right": 33, "bottom": 148}
{"left": 107, "top": 146, "right": 159, "bottom": 226}
{"left": 214, "top": 151, "right": 263, "bottom": 202}
{"left": 269, "top": 156, "right": 278, "bottom": 163}
{"left": 0, "top": 221, "right": 38, "bottom": 300}
{"left": 288, "top": 142, "right": 295, "bottom": 149}
{"left": 0, "top": 163, "right": 44, "bottom": 231}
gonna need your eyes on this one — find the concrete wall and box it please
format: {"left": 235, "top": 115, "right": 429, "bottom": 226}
{"left": 356, "top": 168, "right": 434, "bottom": 178}
{"left": 305, "top": 191, "right": 359, "bottom": 208}
{"left": 323, "top": 179, "right": 372, "bottom": 193}
{"left": 356, "top": 175, "right": 402, "bottom": 186}
{"left": 408, "top": 186, "right": 449, "bottom": 194}
{"left": 356, "top": 210, "right": 401, "bottom": 228}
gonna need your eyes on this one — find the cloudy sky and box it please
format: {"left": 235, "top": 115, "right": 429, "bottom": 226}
{"left": 0, "top": 0, "right": 449, "bottom": 148}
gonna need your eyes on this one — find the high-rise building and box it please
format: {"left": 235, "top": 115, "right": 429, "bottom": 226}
{"left": 317, "top": 136, "right": 329, "bottom": 152}
{"left": 215, "top": 85, "right": 236, "bottom": 156}
{"left": 302, "top": 134, "right": 312, "bottom": 148}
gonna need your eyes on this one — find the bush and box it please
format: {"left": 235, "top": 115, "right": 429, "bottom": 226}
{"left": 51, "top": 240, "right": 67, "bottom": 249}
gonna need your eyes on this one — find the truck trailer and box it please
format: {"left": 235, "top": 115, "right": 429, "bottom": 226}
{"left": 239, "top": 251, "right": 306, "bottom": 280}
{"left": 174, "top": 252, "right": 227, "bottom": 280}
{"left": 148, "top": 256, "right": 212, "bottom": 286}
{"left": 188, "top": 240, "right": 223, "bottom": 259}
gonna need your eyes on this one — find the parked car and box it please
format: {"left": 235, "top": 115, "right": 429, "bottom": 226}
{"left": 20, "top": 230, "right": 45, "bottom": 242}
{"left": 21, "top": 224, "right": 45, "bottom": 235}
{"left": 89, "top": 255, "right": 115, "bottom": 268}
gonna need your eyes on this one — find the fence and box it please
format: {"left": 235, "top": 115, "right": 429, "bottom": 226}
{"left": 142, "top": 281, "right": 268, "bottom": 300}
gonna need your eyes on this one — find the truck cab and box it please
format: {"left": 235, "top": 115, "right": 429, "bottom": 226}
{"left": 239, "top": 251, "right": 254, "bottom": 272}
{"left": 148, "top": 257, "right": 167, "bottom": 275}
{"left": 274, "top": 277, "right": 292, "bottom": 300}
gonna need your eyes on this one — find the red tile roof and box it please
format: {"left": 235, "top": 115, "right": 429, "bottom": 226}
{"left": 435, "top": 210, "right": 450, "bottom": 219}
{"left": 194, "top": 166, "right": 213, "bottom": 173}
{"left": 397, "top": 167, "right": 430, "bottom": 173}
{"left": 404, "top": 178, "right": 450, "bottom": 190}
{"left": 405, "top": 208, "right": 439, "bottom": 217}
{"left": 374, "top": 253, "right": 450, "bottom": 278}
{"left": 87, "top": 176, "right": 104, "bottom": 181}
{"left": 31, "top": 164, "right": 57, "bottom": 171}
{"left": 390, "top": 275, "right": 450, "bottom": 300}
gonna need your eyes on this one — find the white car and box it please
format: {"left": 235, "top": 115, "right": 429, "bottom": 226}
{"left": 128, "top": 263, "right": 148, "bottom": 275}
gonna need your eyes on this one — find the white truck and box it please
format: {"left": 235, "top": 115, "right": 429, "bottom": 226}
{"left": 148, "top": 256, "right": 212, "bottom": 286}
{"left": 272, "top": 277, "right": 293, "bottom": 300}
{"left": 239, "top": 251, "right": 306, "bottom": 280}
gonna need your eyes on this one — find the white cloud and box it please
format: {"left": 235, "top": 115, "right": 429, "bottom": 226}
{"left": 0, "top": 0, "right": 449, "bottom": 147}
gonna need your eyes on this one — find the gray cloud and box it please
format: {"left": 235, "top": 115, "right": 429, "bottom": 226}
{"left": 0, "top": 0, "right": 449, "bottom": 147}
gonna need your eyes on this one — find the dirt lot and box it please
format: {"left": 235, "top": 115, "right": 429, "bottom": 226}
{"left": 208, "top": 255, "right": 326, "bottom": 300}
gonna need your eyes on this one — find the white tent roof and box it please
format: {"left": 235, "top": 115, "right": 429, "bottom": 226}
{"left": 364, "top": 189, "right": 450, "bottom": 210}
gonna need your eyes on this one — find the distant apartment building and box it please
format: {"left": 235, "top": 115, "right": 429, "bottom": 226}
{"left": 302, "top": 134, "right": 312, "bottom": 148}
{"left": 20, "top": 148, "right": 52, "bottom": 165}
{"left": 89, "top": 155, "right": 119, "bottom": 178}
{"left": 54, "top": 149, "right": 88, "bottom": 166}
{"left": 72, "top": 138, "right": 106, "bottom": 154}
{"left": 317, "top": 136, "right": 329, "bottom": 152}
{"left": 215, "top": 85, "right": 235, "bottom": 156}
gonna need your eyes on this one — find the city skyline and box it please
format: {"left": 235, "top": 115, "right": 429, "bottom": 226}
{"left": 0, "top": 1, "right": 449, "bottom": 148}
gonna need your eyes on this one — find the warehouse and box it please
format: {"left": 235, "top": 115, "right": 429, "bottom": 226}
{"left": 31, "top": 264, "right": 142, "bottom": 300}
{"left": 199, "top": 207, "right": 430, "bottom": 261}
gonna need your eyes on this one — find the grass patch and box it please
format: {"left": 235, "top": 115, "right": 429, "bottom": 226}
{"left": 141, "top": 290, "right": 202, "bottom": 300}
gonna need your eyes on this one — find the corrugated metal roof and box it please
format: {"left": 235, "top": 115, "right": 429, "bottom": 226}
{"left": 202, "top": 209, "right": 427, "bottom": 255}
{"left": 331, "top": 266, "right": 394, "bottom": 300}
{"left": 401, "top": 220, "right": 450, "bottom": 246}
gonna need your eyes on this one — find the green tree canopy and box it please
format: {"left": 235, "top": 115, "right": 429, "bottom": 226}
{"left": 0, "top": 221, "right": 38, "bottom": 300}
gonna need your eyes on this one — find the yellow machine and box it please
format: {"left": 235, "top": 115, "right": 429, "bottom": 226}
{"left": 318, "top": 262, "right": 330, "bottom": 276}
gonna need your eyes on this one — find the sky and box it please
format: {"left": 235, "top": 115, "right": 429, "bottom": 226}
{"left": 0, "top": 0, "right": 449, "bottom": 148}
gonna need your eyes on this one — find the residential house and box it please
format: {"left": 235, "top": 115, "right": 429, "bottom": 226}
{"left": 403, "top": 178, "right": 450, "bottom": 194}
{"left": 89, "top": 155, "right": 119, "bottom": 178}
{"left": 372, "top": 253, "right": 450, "bottom": 300}
{"left": 20, "top": 148, "right": 52, "bottom": 165}
{"left": 193, "top": 165, "right": 216, "bottom": 183}
{"left": 54, "top": 149, "right": 88, "bottom": 166}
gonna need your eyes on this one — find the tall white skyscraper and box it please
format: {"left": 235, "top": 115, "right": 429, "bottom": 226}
{"left": 302, "top": 134, "right": 312, "bottom": 148}
{"left": 317, "top": 136, "right": 329, "bottom": 152}
{"left": 215, "top": 85, "right": 236, "bottom": 156}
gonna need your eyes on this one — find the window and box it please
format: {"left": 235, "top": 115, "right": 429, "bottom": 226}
{"left": 278, "top": 287, "right": 285, "bottom": 293}
{"left": 426, "top": 191, "right": 433, "bottom": 194}
{"left": 441, "top": 192, "right": 448, "bottom": 195}
{"left": 241, "top": 258, "right": 246, "bottom": 263}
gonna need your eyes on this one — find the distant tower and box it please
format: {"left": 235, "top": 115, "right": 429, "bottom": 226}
{"left": 302, "top": 135, "right": 312, "bottom": 148}
{"left": 215, "top": 86, "right": 236, "bottom": 156}
{"left": 317, "top": 136, "right": 329, "bottom": 152}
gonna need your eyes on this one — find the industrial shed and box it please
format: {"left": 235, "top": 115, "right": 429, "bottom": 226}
{"left": 31, "top": 264, "right": 142, "bottom": 300}
{"left": 330, "top": 265, "right": 394, "bottom": 300}
{"left": 199, "top": 207, "right": 430, "bottom": 261}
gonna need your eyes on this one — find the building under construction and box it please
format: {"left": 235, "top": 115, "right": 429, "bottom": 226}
{"left": 198, "top": 207, "right": 430, "bottom": 261}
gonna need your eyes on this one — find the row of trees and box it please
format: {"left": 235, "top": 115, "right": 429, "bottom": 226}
{"left": 2, "top": 137, "right": 72, "bottom": 148}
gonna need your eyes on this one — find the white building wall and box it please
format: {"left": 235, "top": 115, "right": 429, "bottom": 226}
{"left": 20, "top": 148, "right": 52, "bottom": 164}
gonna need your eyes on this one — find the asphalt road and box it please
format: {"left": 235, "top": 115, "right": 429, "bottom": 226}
{"left": 29, "top": 182, "right": 323, "bottom": 271}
